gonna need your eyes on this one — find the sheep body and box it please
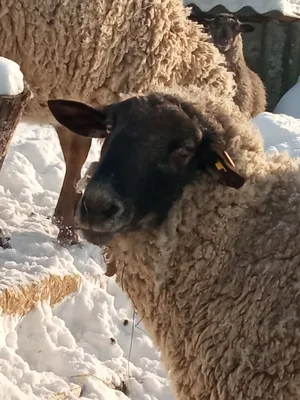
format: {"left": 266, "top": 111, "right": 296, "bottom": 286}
{"left": 1, "top": 0, "right": 236, "bottom": 123}
{"left": 102, "top": 86, "right": 300, "bottom": 399}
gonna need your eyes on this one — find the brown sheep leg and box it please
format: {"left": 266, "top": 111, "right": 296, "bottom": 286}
{"left": 53, "top": 125, "right": 91, "bottom": 246}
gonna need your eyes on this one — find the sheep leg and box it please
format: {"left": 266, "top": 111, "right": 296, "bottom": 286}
{"left": 53, "top": 125, "right": 92, "bottom": 246}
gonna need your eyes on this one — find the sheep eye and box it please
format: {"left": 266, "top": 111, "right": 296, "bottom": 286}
{"left": 172, "top": 145, "right": 195, "bottom": 165}
{"left": 174, "top": 147, "right": 192, "bottom": 159}
{"left": 169, "top": 140, "right": 195, "bottom": 162}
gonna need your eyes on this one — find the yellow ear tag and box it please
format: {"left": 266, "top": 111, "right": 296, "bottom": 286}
{"left": 215, "top": 161, "right": 226, "bottom": 171}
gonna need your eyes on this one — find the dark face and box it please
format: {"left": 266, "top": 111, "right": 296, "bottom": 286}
{"left": 209, "top": 15, "right": 243, "bottom": 53}
{"left": 48, "top": 94, "right": 245, "bottom": 245}
{"left": 187, "top": 5, "right": 255, "bottom": 53}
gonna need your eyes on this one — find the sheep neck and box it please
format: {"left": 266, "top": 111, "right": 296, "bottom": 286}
{"left": 108, "top": 174, "right": 257, "bottom": 329}
{"left": 107, "top": 158, "right": 300, "bottom": 399}
{"left": 224, "top": 37, "right": 246, "bottom": 76}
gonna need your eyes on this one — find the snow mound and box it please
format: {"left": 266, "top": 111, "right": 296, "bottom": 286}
{"left": 0, "top": 57, "right": 24, "bottom": 96}
{"left": 0, "top": 279, "right": 172, "bottom": 400}
{"left": 274, "top": 76, "right": 300, "bottom": 119}
{"left": 251, "top": 111, "right": 300, "bottom": 158}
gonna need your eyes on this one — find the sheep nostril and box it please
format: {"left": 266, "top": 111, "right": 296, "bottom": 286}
{"left": 80, "top": 193, "right": 121, "bottom": 221}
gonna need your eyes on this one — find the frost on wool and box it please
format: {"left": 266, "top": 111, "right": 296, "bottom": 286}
{"left": 0, "top": 57, "right": 24, "bottom": 96}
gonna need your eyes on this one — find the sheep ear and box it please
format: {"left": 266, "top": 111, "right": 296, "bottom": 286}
{"left": 210, "top": 151, "right": 245, "bottom": 189}
{"left": 48, "top": 99, "right": 107, "bottom": 138}
{"left": 186, "top": 3, "right": 212, "bottom": 25}
{"left": 197, "top": 139, "right": 245, "bottom": 189}
{"left": 186, "top": 3, "right": 201, "bottom": 21}
{"left": 239, "top": 23, "right": 255, "bottom": 33}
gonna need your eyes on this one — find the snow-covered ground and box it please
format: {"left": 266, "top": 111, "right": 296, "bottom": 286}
{"left": 0, "top": 105, "right": 300, "bottom": 399}
{"left": 0, "top": 123, "right": 172, "bottom": 400}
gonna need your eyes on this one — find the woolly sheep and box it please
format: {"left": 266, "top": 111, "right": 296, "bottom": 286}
{"left": 187, "top": 4, "right": 267, "bottom": 118}
{"left": 48, "top": 85, "right": 300, "bottom": 399}
{"left": 0, "top": 0, "right": 237, "bottom": 245}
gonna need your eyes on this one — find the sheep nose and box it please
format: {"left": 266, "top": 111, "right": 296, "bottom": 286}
{"left": 80, "top": 186, "right": 122, "bottom": 222}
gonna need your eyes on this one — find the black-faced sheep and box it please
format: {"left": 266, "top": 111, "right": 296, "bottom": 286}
{"left": 187, "top": 4, "right": 267, "bottom": 118}
{"left": 0, "top": 0, "right": 237, "bottom": 246}
{"left": 48, "top": 87, "right": 300, "bottom": 399}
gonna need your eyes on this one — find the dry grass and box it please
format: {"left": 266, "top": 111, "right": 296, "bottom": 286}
{"left": 0, "top": 274, "right": 81, "bottom": 316}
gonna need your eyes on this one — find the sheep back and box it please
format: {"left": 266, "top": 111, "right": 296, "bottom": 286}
{"left": 0, "top": 0, "right": 236, "bottom": 124}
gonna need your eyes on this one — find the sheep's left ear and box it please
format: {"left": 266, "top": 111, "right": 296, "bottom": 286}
{"left": 197, "top": 138, "right": 245, "bottom": 189}
{"left": 239, "top": 23, "right": 255, "bottom": 33}
{"left": 48, "top": 99, "right": 108, "bottom": 138}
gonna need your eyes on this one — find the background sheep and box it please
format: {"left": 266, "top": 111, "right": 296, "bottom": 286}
{"left": 48, "top": 87, "right": 300, "bottom": 399}
{"left": 0, "top": 0, "right": 236, "bottom": 245}
{"left": 187, "top": 4, "right": 267, "bottom": 118}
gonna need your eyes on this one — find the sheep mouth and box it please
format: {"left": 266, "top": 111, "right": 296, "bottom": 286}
{"left": 78, "top": 218, "right": 133, "bottom": 246}
{"left": 79, "top": 228, "right": 116, "bottom": 246}
{"left": 218, "top": 44, "right": 230, "bottom": 53}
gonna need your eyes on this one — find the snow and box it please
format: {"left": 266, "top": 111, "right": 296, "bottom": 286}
{"left": 0, "top": 107, "right": 300, "bottom": 399}
{"left": 252, "top": 111, "right": 300, "bottom": 157}
{"left": 0, "top": 282, "right": 171, "bottom": 400}
{"left": 183, "top": 0, "right": 300, "bottom": 18}
{"left": 0, "top": 57, "right": 24, "bottom": 96}
{"left": 273, "top": 76, "right": 300, "bottom": 119}
{"left": 0, "top": 123, "right": 172, "bottom": 400}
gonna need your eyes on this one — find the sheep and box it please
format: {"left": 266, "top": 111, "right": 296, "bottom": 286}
{"left": 186, "top": 4, "right": 267, "bottom": 118}
{"left": 0, "top": 0, "right": 237, "bottom": 246}
{"left": 47, "top": 85, "right": 300, "bottom": 399}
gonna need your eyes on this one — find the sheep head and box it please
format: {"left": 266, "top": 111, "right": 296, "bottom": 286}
{"left": 187, "top": 4, "right": 255, "bottom": 53}
{"left": 48, "top": 94, "right": 245, "bottom": 245}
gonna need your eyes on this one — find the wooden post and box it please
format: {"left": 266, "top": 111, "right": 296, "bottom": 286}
{"left": 0, "top": 82, "right": 32, "bottom": 248}
{"left": 0, "top": 83, "right": 31, "bottom": 169}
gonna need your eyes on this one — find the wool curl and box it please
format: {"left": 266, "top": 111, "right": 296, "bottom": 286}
{"left": 0, "top": 0, "right": 235, "bottom": 124}
{"left": 103, "top": 86, "right": 300, "bottom": 400}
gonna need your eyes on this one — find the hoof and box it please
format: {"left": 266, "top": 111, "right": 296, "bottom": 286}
{"left": 51, "top": 213, "right": 62, "bottom": 228}
{"left": 57, "top": 227, "right": 79, "bottom": 247}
